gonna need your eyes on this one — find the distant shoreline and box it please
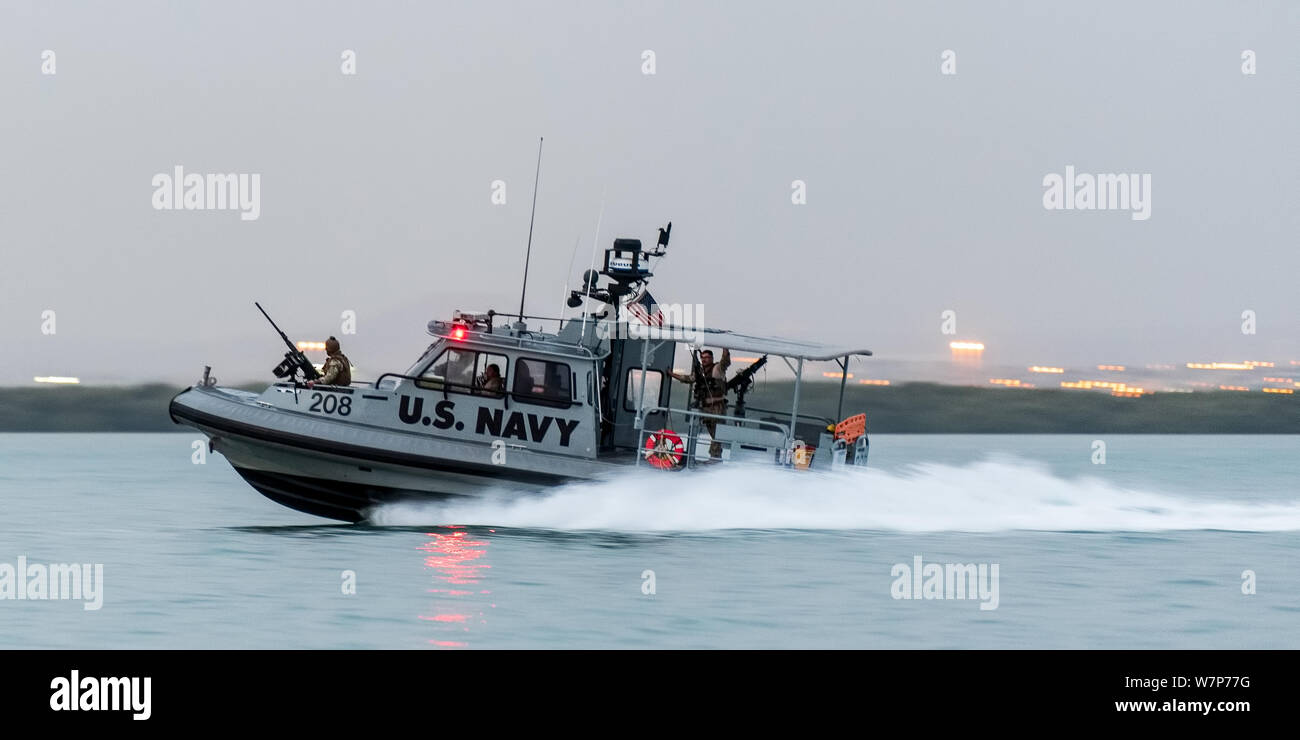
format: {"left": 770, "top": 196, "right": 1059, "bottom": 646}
{"left": 3, "top": 382, "right": 1297, "bottom": 434}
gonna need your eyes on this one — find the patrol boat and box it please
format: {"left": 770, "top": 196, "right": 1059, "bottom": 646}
{"left": 169, "top": 223, "right": 873, "bottom": 522}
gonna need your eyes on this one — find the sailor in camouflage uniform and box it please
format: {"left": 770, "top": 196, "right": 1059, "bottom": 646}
{"left": 670, "top": 348, "right": 730, "bottom": 460}
{"left": 307, "top": 336, "right": 352, "bottom": 387}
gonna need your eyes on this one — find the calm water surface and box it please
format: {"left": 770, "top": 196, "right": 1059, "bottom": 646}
{"left": 1, "top": 433, "right": 1297, "bottom": 648}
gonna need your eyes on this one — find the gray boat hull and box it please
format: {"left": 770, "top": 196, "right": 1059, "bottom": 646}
{"left": 169, "top": 385, "right": 620, "bottom": 522}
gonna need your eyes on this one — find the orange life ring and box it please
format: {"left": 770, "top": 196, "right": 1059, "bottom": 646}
{"left": 644, "top": 429, "right": 685, "bottom": 469}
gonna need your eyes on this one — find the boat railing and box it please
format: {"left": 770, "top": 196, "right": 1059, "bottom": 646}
{"left": 485, "top": 310, "right": 572, "bottom": 333}
{"left": 742, "top": 406, "right": 836, "bottom": 432}
{"left": 634, "top": 406, "right": 792, "bottom": 470}
{"left": 436, "top": 330, "right": 607, "bottom": 362}
{"left": 432, "top": 313, "right": 609, "bottom": 362}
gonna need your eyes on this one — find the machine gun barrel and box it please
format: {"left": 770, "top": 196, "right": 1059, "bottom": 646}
{"left": 255, "top": 302, "right": 321, "bottom": 382}
{"left": 724, "top": 354, "right": 767, "bottom": 418}
{"left": 726, "top": 354, "right": 768, "bottom": 392}
{"left": 256, "top": 302, "right": 298, "bottom": 354}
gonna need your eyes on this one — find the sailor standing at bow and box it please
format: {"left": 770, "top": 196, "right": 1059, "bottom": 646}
{"left": 670, "top": 348, "right": 730, "bottom": 460}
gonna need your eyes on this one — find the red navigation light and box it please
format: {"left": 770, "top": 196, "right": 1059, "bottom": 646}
{"left": 451, "top": 324, "right": 467, "bottom": 341}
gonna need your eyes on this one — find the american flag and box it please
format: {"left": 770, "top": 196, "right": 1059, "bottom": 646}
{"left": 625, "top": 289, "right": 664, "bottom": 326}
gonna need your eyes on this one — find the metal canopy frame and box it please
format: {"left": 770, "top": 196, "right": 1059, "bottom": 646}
{"left": 644, "top": 325, "right": 871, "bottom": 362}
{"left": 627, "top": 325, "right": 871, "bottom": 457}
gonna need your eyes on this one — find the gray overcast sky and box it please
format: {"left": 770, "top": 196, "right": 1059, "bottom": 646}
{"left": 2, "top": 0, "right": 1296, "bottom": 385}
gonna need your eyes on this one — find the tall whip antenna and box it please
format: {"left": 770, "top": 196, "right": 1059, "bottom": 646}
{"left": 517, "top": 137, "right": 544, "bottom": 321}
{"left": 558, "top": 234, "right": 582, "bottom": 329}
{"left": 579, "top": 196, "right": 606, "bottom": 340}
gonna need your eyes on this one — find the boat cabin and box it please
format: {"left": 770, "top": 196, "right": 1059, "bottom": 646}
{"left": 370, "top": 307, "right": 872, "bottom": 471}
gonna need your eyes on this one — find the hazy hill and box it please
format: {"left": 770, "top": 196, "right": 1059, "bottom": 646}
{"left": 2, "top": 382, "right": 1297, "bottom": 433}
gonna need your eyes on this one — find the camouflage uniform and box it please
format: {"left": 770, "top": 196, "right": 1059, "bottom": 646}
{"left": 316, "top": 351, "right": 352, "bottom": 386}
{"left": 674, "top": 350, "right": 730, "bottom": 458}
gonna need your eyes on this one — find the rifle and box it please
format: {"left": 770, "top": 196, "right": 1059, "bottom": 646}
{"left": 256, "top": 302, "right": 321, "bottom": 382}
{"left": 688, "top": 350, "right": 708, "bottom": 409}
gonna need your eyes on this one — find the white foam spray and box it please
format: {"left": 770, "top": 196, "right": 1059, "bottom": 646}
{"left": 368, "top": 460, "right": 1300, "bottom": 533}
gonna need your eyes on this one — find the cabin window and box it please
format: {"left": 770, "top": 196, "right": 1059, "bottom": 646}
{"left": 624, "top": 369, "right": 663, "bottom": 412}
{"left": 474, "top": 353, "right": 508, "bottom": 397}
{"left": 419, "top": 348, "right": 473, "bottom": 391}
{"left": 419, "top": 349, "right": 507, "bottom": 395}
{"left": 513, "top": 357, "right": 572, "bottom": 408}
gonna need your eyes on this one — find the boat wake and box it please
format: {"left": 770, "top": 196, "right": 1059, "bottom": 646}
{"left": 367, "top": 459, "right": 1300, "bottom": 533}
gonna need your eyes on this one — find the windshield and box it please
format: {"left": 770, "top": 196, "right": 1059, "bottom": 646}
{"left": 403, "top": 342, "right": 441, "bottom": 377}
{"left": 373, "top": 341, "right": 441, "bottom": 390}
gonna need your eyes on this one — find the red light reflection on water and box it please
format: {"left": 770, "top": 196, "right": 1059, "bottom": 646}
{"left": 417, "top": 526, "right": 491, "bottom": 648}
{"left": 420, "top": 614, "right": 468, "bottom": 623}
